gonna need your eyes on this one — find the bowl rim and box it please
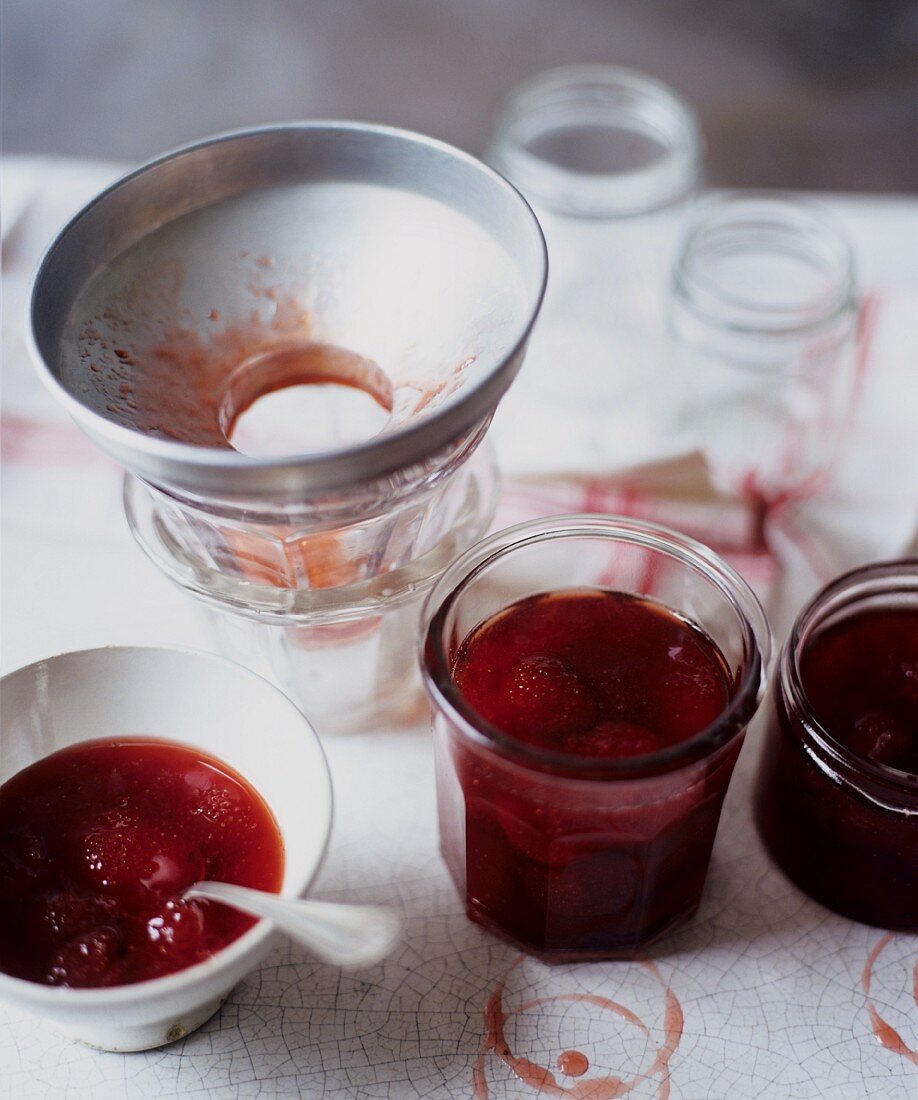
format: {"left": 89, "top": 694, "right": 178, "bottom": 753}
{"left": 0, "top": 644, "right": 334, "bottom": 1007}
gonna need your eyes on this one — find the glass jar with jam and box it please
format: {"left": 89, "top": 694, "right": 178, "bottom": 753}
{"left": 421, "top": 515, "right": 770, "bottom": 959}
{"left": 755, "top": 559, "right": 918, "bottom": 930}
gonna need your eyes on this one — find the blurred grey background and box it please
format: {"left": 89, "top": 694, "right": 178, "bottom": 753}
{"left": 3, "top": 0, "right": 917, "bottom": 191}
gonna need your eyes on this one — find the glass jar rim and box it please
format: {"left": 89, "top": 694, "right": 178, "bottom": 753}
{"left": 671, "top": 192, "right": 857, "bottom": 337}
{"left": 489, "top": 64, "right": 702, "bottom": 218}
{"left": 420, "top": 514, "right": 771, "bottom": 780}
{"left": 783, "top": 558, "right": 918, "bottom": 794}
{"left": 124, "top": 443, "right": 499, "bottom": 624}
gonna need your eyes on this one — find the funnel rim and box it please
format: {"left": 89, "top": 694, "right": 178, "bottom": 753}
{"left": 28, "top": 121, "right": 548, "bottom": 498}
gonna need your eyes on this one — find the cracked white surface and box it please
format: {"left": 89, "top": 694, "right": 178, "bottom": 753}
{"left": 1, "top": 718, "right": 915, "bottom": 1098}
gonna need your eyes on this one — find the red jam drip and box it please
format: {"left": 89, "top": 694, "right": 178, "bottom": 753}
{"left": 453, "top": 589, "right": 733, "bottom": 758}
{"left": 800, "top": 608, "right": 917, "bottom": 773}
{"left": 557, "top": 1051, "right": 589, "bottom": 1077}
{"left": 473, "top": 956, "right": 683, "bottom": 1098}
{"left": 0, "top": 738, "right": 284, "bottom": 987}
{"left": 862, "top": 934, "right": 918, "bottom": 1066}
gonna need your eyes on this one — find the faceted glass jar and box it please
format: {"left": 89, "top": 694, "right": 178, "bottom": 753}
{"left": 125, "top": 437, "right": 499, "bottom": 732}
{"left": 421, "top": 515, "right": 770, "bottom": 958}
{"left": 755, "top": 560, "right": 918, "bottom": 930}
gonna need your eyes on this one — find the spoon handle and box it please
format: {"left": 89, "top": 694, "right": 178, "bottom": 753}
{"left": 187, "top": 881, "right": 402, "bottom": 968}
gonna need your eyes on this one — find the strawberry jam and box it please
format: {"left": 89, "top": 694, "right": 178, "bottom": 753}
{"left": 0, "top": 738, "right": 284, "bottom": 987}
{"left": 755, "top": 568, "right": 918, "bottom": 930}
{"left": 453, "top": 590, "right": 733, "bottom": 757}
{"left": 431, "top": 587, "right": 750, "bottom": 957}
{"left": 797, "top": 609, "right": 917, "bottom": 774}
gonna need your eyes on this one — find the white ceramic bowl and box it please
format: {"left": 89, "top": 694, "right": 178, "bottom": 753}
{"left": 0, "top": 646, "right": 333, "bottom": 1051}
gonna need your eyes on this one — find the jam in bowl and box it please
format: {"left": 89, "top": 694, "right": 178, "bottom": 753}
{"left": 0, "top": 646, "right": 332, "bottom": 1051}
{"left": 421, "top": 515, "right": 770, "bottom": 959}
{"left": 0, "top": 737, "right": 284, "bottom": 988}
{"left": 755, "top": 560, "right": 918, "bottom": 930}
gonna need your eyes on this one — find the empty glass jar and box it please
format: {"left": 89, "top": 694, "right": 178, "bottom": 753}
{"left": 667, "top": 194, "right": 859, "bottom": 500}
{"left": 488, "top": 65, "right": 703, "bottom": 464}
{"left": 124, "top": 440, "right": 499, "bottom": 732}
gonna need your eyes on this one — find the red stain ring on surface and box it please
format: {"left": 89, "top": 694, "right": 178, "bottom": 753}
{"left": 473, "top": 956, "right": 683, "bottom": 1099}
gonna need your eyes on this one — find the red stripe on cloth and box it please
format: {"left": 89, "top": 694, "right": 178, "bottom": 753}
{"left": 1, "top": 415, "right": 110, "bottom": 467}
{"left": 764, "top": 289, "right": 884, "bottom": 585}
{"left": 852, "top": 290, "right": 882, "bottom": 405}
{"left": 497, "top": 475, "right": 776, "bottom": 601}
{"left": 771, "top": 506, "right": 837, "bottom": 585}
{"left": 499, "top": 479, "right": 756, "bottom": 551}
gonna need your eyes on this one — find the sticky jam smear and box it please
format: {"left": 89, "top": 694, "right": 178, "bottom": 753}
{"left": 557, "top": 1051, "right": 590, "bottom": 1078}
{"left": 473, "top": 956, "right": 683, "bottom": 1099}
{"left": 861, "top": 934, "right": 918, "bottom": 1066}
{"left": 75, "top": 256, "right": 476, "bottom": 452}
{"left": 0, "top": 738, "right": 284, "bottom": 987}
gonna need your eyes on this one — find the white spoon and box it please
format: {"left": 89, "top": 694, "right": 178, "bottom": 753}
{"left": 185, "top": 881, "right": 402, "bottom": 968}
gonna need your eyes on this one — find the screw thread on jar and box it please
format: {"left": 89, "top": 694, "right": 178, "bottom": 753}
{"left": 671, "top": 193, "right": 857, "bottom": 348}
{"left": 489, "top": 65, "right": 702, "bottom": 218}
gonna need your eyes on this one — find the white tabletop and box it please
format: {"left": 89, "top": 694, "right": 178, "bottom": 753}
{"left": 1, "top": 159, "right": 916, "bottom": 1098}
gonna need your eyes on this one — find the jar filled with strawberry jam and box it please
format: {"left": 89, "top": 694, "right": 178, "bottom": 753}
{"left": 755, "top": 560, "right": 918, "bottom": 930}
{"left": 421, "top": 516, "right": 770, "bottom": 958}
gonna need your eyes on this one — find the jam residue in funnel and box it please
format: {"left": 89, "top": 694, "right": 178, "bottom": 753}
{"left": 78, "top": 264, "right": 392, "bottom": 453}
{"left": 75, "top": 258, "right": 475, "bottom": 454}
{"left": 222, "top": 344, "right": 394, "bottom": 458}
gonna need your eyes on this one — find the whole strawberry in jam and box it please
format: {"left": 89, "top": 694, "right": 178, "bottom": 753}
{"left": 503, "top": 655, "right": 597, "bottom": 739}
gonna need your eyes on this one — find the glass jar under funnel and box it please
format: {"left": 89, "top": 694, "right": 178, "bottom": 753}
{"left": 29, "top": 124, "right": 547, "bottom": 732}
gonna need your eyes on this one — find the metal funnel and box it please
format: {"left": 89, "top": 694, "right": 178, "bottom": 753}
{"left": 29, "top": 123, "right": 547, "bottom": 504}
